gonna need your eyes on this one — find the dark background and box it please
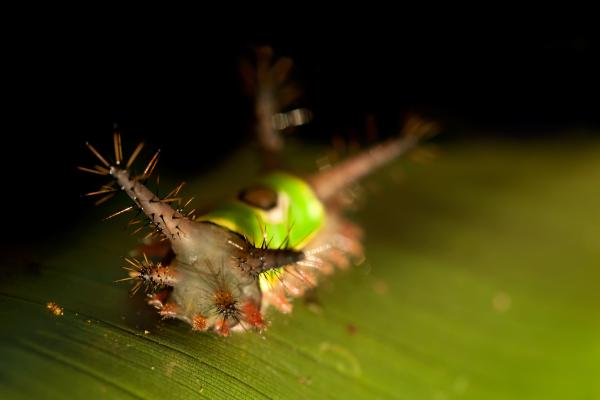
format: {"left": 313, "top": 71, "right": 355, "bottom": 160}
{"left": 2, "top": 27, "right": 599, "bottom": 246}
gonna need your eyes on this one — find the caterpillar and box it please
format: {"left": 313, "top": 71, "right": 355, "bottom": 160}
{"left": 79, "top": 47, "right": 438, "bottom": 336}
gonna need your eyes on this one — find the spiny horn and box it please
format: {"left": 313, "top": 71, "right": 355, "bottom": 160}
{"left": 308, "top": 116, "right": 439, "bottom": 202}
{"left": 118, "top": 255, "right": 178, "bottom": 296}
{"left": 80, "top": 136, "right": 200, "bottom": 252}
{"left": 229, "top": 238, "right": 305, "bottom": 279}
{"left": 110, "top": 166, "right": 197, "bottom": 245}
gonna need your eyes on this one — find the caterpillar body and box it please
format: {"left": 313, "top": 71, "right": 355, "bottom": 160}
{"left": 79, "top": 48, "right": 437, "bottom": 336}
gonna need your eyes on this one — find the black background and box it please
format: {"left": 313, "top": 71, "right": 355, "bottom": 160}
{"left": 2, "top": 23, "right": 599, "bottom": 247}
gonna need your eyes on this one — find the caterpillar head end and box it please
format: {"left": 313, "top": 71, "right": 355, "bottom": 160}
{"left": 81, "top": 134, "right": 309, "bottom": 336}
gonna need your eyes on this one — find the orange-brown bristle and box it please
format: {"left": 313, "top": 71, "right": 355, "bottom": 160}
{"left": 119, "top": 256, "right": 177, "bottom": 296}
{"left": 151, "top": 266, "right": 174, "bottom": 284}
{"left": 242, "top": 302, "right": 265, "bottom": 329}
{"left": 159, "top": 303, "right": 178, "bottom": 318}
{"left": 192, "top": 315, "right": 208, "bottom": 331}
{"left": 215, "top": 319, "right": 230, "bottom": 336}
{"left": 213, "top": 290, "right": 238, "bottom": 317}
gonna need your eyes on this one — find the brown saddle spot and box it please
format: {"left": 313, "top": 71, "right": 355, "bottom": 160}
{"left": 238, "top": 185, "right": 278, "bottom": 210}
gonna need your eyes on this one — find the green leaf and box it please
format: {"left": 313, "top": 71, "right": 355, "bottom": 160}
{"left": 2, "top": 138, "right": 600, "bottom": 399}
